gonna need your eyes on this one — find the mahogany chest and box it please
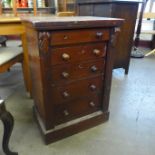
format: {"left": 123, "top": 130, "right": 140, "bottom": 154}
{"left": 22, "top": 16, "right": 123, "bottom": 144}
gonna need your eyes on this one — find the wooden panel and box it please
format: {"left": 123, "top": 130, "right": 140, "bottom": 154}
{"left": 94, "top": 4, "right": 112, "bottom": 17}
{"left": 50, "top": 43, "right": 107, "bottom": 66}
{"left": 0, "top": 23, "right": 25, "bottom": 35}
{"left": 25, "top": 26, "right": 46, "bottom": 121}
{"left": 78, "top": 4, "right": 94, "bottom": 16}
{"left": 50, "top": 29, "right": 110, "bottom": 46}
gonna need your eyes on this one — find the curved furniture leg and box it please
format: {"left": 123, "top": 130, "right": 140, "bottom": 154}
{"left": 1, "top": 41, "right": 6, "bottom": 47}
{"left": 0, "top": 100, "right": 18, "bottom": 155}
{"left": 0, "top": 36, "right": 7, "bottom": 47}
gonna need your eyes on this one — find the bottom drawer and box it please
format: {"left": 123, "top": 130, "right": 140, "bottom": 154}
{"left": 54, "top": 95, "right": 102, "bottom": 125}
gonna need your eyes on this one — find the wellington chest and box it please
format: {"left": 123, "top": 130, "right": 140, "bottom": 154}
{"left": 22, "top": 16, "right": 123, "bottom": 144}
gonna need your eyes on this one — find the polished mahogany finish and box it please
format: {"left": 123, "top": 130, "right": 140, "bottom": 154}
{"left": 22, "top": 16, "right": 123, "bottom": 144}
{"left": 51, "top": 76, "right": 103, "bottom": 104}
{"left": 50, "top": 59, "right": 105, "bottom": 84}
{"left": 50, "top": 43, "right": 107, "bottom": 65}
{"left": 54, "top": 94, "right": 101, "bottom": 125}
{"left": 50, "top": 29, "right": 110, "bottom": 45}
{"left": 76, "top": 0, "right": 141, "bottom": 74}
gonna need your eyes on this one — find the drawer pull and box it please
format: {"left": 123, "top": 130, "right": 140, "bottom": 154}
{"left": 63, "top": 91, "right": 70, "bottom": 98}
{"left": 64, "top": 110, "right": 69, "bottom": 116}
{"left": 90, "top": 85, "right": 96, "bottom": 91}
{"left": 62, "top": 53, "right": 70, "bottom": 61}
{"left": 64, "top": 35, "right": 68, "bottom": 40}
{"left": 62, "top": 72, "right": 69, "bottom": 78}
{"left": 93, "top": 49, "right": 101, "bottom": 56}
{"left": 96, "top": 32, "right": 103, "bottom": 38}
{"left": 91, "top": 66, "right": 98, "bottom": 72}
{"left": 89, "top": 102, "right": 95, "bottom": 107}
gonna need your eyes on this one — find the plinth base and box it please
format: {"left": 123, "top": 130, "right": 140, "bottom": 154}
{"left": 34, "top": 108, "right": 109, "bottom": 144}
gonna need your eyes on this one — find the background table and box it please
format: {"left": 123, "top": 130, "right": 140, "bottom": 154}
{"left": 0, "top": 15, "right": 31, "bottom": 94}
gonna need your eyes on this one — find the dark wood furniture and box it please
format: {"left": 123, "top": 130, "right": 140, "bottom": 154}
{"left": 0, "top": 36, "right": 7, "bottom": 47}
{"left": 76, "top": 0, "right": 141, "bottom": 74}
{"left": 0, "top": 99, "right": 18, "bottom": 155}
{"left": 22, "top": 16, "right": 123, "bottom": 144}
{"left": 152, "top": 21, "right": 155, "bottom": 49}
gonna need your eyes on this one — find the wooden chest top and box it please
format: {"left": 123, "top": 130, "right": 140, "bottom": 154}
{"left": 21, "top": 16, "right": 123, "bottom": 30}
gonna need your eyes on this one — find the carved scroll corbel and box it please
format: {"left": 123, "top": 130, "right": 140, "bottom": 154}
{"left": 110, "top": 27, "right": 121, "bottom": 47}
{"left": 38, "top": 32, "right": 50, "bottom": 54}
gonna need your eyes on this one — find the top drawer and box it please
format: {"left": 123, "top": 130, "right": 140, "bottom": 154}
{"left": 50, "top": 29, "right": 110, "bottom": 46}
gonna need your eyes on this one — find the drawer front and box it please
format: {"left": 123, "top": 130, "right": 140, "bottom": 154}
{"left": 54, "top": 95, "right": 101, "bottom": 125}
{"left": 51, "top": 76, "right": 103, "bottom": 104}
{"left": 50, "top": 29, "right": 110, "bottom": 46}
{"left": 50, "top": 43, "right": 107, "bottom": 66}
{"left": 50, "top": 58, "right": 105, "bottom": 85}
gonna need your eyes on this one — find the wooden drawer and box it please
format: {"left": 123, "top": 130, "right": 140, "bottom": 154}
{"left": 50, "top": 58, "right": 105, "bottom": 85}
{"left": 50, "top": 43, "right": 107, "bottom": 66}
{"left": 50, "top": 29, "right": 110, "bottom": 46}
{"left": 51, "top": 76, "right": 103, "bottom": 104}
{"left": 54, "top": 94, "right": 101, "bottom": 125}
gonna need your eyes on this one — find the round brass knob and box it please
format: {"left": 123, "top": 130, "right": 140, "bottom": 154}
{"left": 64, "top": 110, "right": 69, "bottom": 116}
{"left": 62, "top": 72, "right": 69, "bottom": 78}
{"left": 63, "top": 91, "right": 70, "bottom": 98}
{"left": 63, "top": 35, "right": 68, "bottom": 40}
{"left": 91, "top": 66, "right": 98, "bottom": 72}
{"left": 90, "top": 85, "right": 96, "bottom": 91}
{"left": 62, "top": 53, "right": 70, "bottom": 61}
{"left": 96, "top": 32, "right": 103, "bottom": 39}
{"left": 93, "top": 49, "right": 101, "bottom": 56}
{"left": 89, "top": 101, "right": 95, "bottom": 107}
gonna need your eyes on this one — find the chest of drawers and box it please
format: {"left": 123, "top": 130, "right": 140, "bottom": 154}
{"left": 22, "top": 16, "right": 123, "bottom": 144}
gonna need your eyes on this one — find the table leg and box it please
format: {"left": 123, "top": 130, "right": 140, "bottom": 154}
{"left": 21, "top": 33, "right": 32, "bottom": 96}
{"left": 0, "top": 100, "right": 18, "bottom": 155}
